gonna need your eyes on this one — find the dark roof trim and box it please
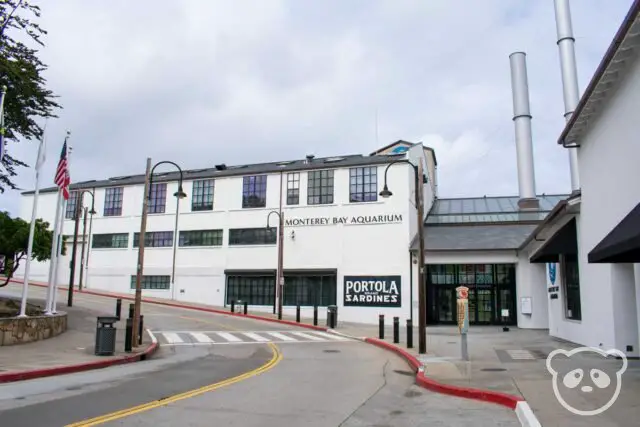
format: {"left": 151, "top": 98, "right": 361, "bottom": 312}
{"left": 529, "top": 218, "right": 578, "bottom": 263}
{"left": 558, "top": 0, "right": 640, "bottom": 146}
{"left": 423, "top": 248, "right": 518, "bottom": 253}
{"left": 588, "top": 202, "right": 640, "bottom": 263}
{"left": 518, "top": 199, "right": 570, "bottom": 250}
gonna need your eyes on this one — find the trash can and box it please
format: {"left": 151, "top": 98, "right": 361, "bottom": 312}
{"left": 95, "top": 316, "right": 119, "bottom": 356}
{"left": 327, "top": 305, "right": 338, "bottom": 328}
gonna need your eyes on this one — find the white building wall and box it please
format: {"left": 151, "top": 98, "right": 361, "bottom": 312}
{"left": 515, "top": 253, "right": 548, "bottom": 329}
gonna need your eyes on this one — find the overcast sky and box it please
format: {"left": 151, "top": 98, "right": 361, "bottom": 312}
{"left": 0, "top": 0, "right": 633, "bottom": 216}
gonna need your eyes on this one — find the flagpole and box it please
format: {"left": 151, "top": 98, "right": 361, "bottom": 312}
{"left": 0, "top": 85, "right": 7, "bottom": 163}
{"left": 50, "top": 197, "right": 66, "bottom": 314}
{"left": 45, "top": 189, "right": 63, "bottom": 315}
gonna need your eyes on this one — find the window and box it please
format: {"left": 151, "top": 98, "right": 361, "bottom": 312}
{"left": 226, "top": 275, "right": 275, "bottom": 306}
{"left": 229, "top": 227, "right": 277, "bottom": 245}
{"left": 242, "top": 175, "right": 267, "bottom": 208}
{"left": 286, "top": 172, "right": 300, "bottom": 205}
{"left": 148, "top": 182, "right": 167, "bottom": 214}
{"left": 130, "top": 275, "right": 170, "bottom": 290}
{"left": 65, "top": 191, "right": 80, "bottom": 219}
{"left": 283, "top": 273, "right": 337, "bottom": 307}
{"left": 192, "top": 179, "right": 214, "bottom": 211}
{"left": 307, "top": 170, "right": 334, "bottom": 205}
{"left": 133, "top": 231, "right": 174, "bottom": 247}
{"left": 103, "top": 187, "right": 124, "bottom": 216}
{"left": 349, "top": 167, "right": 377, "bottom": 202}
{"left": 92, "top": 233, "right": 129, "bottom": 249}
{"left": 562, "top": 256, "right": 582, "bottom": 320}
{"left": 179, "top": 229, "right": 223, "bottom": 247}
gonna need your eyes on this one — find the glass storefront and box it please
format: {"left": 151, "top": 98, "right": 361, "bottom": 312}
{"left": 426, "top": 264, "right": 517, "bottom": 325}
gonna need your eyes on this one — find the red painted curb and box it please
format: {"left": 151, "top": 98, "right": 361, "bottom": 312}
{"left": 364, "top": 337, "right": 523, "bottom": 410}
{"left": 12, "top": 279, "right": 329, "bottom": 332}
{"left": 0, "top": 334, "right": 159, "bottom": 384}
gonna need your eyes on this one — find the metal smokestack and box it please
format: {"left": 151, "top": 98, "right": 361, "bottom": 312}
{"left": 509, "top": 52, "right": 539, "bottom": 210}
{"left": 554, "top": 0, "right": 580, "bottom": 192}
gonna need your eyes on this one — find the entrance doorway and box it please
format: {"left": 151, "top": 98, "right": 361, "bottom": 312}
{"left": 426, "top": 264, "right": 517, "bottom": 325}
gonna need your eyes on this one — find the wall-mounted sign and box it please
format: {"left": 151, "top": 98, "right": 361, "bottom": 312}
{"left": 547, "top": 263, "right": 559, "bottom": 299}
{"left": 343, "top": 276, "right": 401, "bottom": 307}
{"left": 285, "top": 214, "right": 402, "bottom": 227}
{"left": 547, "top": 263, "right": 557, "bottom": 285}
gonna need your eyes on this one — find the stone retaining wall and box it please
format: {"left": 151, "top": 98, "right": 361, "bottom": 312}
{"left": 0, "top": 312, "right": 67, "bottom": 346}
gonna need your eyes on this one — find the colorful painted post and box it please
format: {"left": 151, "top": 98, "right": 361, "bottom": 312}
{"left": 456, "top": 285, "right": 469, "bottom": 361}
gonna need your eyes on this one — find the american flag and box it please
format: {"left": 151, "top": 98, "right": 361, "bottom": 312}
{"left": 54, "top": 141, "right": 71, "bottom": 200}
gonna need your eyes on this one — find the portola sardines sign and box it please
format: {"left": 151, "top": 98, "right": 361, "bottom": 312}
{"left": 343, "top": 276, "right": 401, "bottom": 307}
{"left": 285, "top": 214, "right": 402, "bottom": 227}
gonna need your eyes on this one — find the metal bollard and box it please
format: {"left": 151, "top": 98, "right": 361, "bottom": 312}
{"left": 116, "top": 298, "right": 122, "bottom": 320}
{"left": 125, "top": 318, "right": 133, "bottom": 352}
{"left": 128, "top": 303, "right": 134, "bottom": 319}
{"left": 313, "top": 305, "right": 318, "bottom": 326}
{"left": 393, "top": 317, "right": 399, "bottom": 344}
{"left": 296, "top": 305, "right": 301, "bottom": 323}
{"left": 244, "top": 301, "right": 248, "bottom": 315}
{"left": 231, "top": 300, "right": 235, "bottom": 313}
{"left": 138, "top": 315, "right": 144, "bottom": 345}
{"left": 406, "top": 319, "right": 413, "bottom": 349}
{"left": 379, "top": 314, "right": 384, "bottom": 339}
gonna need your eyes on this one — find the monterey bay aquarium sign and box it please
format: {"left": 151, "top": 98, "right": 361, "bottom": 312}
{"left": 284, "top": 213, "right": 403, "bottom": 227}
{"left": 344, "top": 276, "right": 402, "bottom": 307}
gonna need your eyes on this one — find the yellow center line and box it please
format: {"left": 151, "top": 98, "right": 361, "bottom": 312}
{"left": 65, "top": 342, "right": 283, "bottom": 426}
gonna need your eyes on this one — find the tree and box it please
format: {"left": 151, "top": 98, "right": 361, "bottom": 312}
{"left": 0, "top": 1, "right": 60, "bottom": 192}
{"left": 0, "top": 210, "right": 65, "bottom": 286}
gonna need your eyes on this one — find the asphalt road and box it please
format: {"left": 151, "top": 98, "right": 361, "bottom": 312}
{"left": 0, "top": 286, "right": 519, "bottom": 426}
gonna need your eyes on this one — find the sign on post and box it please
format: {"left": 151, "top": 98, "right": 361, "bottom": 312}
{"left": 343, "top": 276, "right": 401, "bottom": 307}
{"left": 456, "top": 285, "right": 469, "bottom": 361}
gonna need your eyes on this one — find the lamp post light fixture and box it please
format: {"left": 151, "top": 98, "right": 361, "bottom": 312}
{"left": 379, "top": 158, "right": 428, "bottom": 355}
{"left": 67, "top": 189, "right": 96, "bottom": 306}
{"left": 132, "top": 159, "right": 186, "bottom": 347}
{"left": 78, "top": 190, "right": 97, "bottom": 291}
{"left": 266, "top": 210, "right": 285, "bottom": 320}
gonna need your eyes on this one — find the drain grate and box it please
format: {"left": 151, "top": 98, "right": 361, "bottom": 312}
{"left": 323, "top": 349, "right": 340, "bottom": 353}
{"left": 481, "top": 367, "right": 507, "bottom": 372}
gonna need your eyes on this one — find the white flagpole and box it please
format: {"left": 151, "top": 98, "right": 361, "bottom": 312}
{"left": 45, "top": 189, "right": 63, "bottom": 315}
{"left": 18, "top": 125, "right": 47, "bottom": 317}
{"left": 50, "top": 197, "right": 66, "bottom": 314}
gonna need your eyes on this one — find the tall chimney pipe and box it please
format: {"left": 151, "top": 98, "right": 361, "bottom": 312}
{"left": 554, "top": 0, "right": 580, "bottom": 193}
{"left": 509, "top": 52, "right": 539, "bottom": 210}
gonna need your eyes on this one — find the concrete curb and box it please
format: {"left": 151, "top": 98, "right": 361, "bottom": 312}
{"left": 0, "top": 328, "right": 159, "bottom": 384}
{"left": 362, "top": 337, "right": 542, "bottom": 427}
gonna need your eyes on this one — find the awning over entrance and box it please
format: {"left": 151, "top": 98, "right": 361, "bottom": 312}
{"left": 588, "top": 202, "right": 640, "bottom": 263}
{"left": 530, "top": 218, "right": 578, "bottom": 263}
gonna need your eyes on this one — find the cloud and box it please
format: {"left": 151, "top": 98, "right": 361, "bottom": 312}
{"left": 0, "top": 0, "right": 634, "bottom": 215}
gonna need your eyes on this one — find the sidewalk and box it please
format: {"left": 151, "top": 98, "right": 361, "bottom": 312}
{"left": 0, "top": 292, "right": 157, "bottom": 383}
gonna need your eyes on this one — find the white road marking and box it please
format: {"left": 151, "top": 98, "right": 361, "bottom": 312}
{"left": 241, "top": 332, "right": 270, "bottom": 342}
{"left": 266, "top": 332, "right": 297, "bottom": 341}
{"left": 215, "top": 332, "right": 242, "bottom": 342}
{"left": 190, "top": 332, "right": 215, "bottom": 343}
{"left": 291, "top": 331, "right": 324, "bottom": 341}
{"left": 312, "top": 331, "right": 350, "bottom": 341}
{"left": 152, "top": 330, "right": 354, "bottom": 346}
{"left": 162, "top": 332, "right": 184, "bottom": 344}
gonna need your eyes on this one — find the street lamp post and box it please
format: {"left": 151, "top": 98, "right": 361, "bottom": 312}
{"left": 78, "top": 190, "right": 96, "bottom": 291}
{"left": 266, "top": 211, "right": 284, "bottom": 319}
{"left": 379, "top": 158, "right": 427, "bottom": 354}
{"left": 67, "top": 189, "right": 96, "bottom": 306}
{"left": 132, "top": 159, "right": 186, "bottom": 347}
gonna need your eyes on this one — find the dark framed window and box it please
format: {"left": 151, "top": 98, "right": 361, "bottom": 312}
{"left": 179, "top": 229, "right": 223, "bottom": 246}
{"left": 65, "top": 191, "right": 80, "bottom": 219}
{"left": 130, "top": 275, "right": 170, "bottom": 290}
{"left": 242, "top": 175, "right": 267, "bottom": 208}
{"left": 283, "top": 273, "right": 337, "bottom": 307}
{"left": 307, "top": 170, "right": 334, "bottom": 205}
{"left": 104, "top": 187, "right": 124, "bottom": 216}
{"left": 287, "top": 172, "right": 300, "bottom": 205}
{"left": 92, "top": 233, "right": 129, "bottom": 249}
{"left": 562, "top": 256, "right": 581, "bottom": 320}
{"left": 148, "top": 183, "right": 167, "bottom": 214}
{"left": 349, "top": 167, "right": 377, "bottom": 202}
{"left": 133, "top": 231, "right": 174, "bottom": 247}
{"left": 192, "top": 179, "right": 214, "bottom": 211}
{"left": 229, "top": 227, "right": 277, "bottom": 245}
{"left": 226, "top": 275, "right": 275, "bottom": 306}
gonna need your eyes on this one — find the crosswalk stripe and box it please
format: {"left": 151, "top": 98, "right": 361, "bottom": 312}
{"left": 291, "top": 331, "right": 324, "bottom": 341}
{"left": 163, "top": 332, "right": 184, "bottom": 344}
{"left": 215, "top": 332, "right": 242, "bottom": 342}
{"left": 266, "top": 332, "right": 297, "bottom": 341}
{"left": 241, "top": 332, "right": 270, "bottom": 342}
{"left": 190, "top": 332, "right": 215, "bottom": 343}
{"left": 312, "top": 331, "right": 349, "bottom": 341}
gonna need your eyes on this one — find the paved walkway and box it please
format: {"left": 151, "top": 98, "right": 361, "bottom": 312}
{"left": 0, "top": 287, "right": 153, "bottom": 379}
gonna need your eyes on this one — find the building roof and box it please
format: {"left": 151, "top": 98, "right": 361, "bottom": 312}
{"left": 369, "top": 140, "right": 438, "bottom": 165}
{"left": 22, "top": 152, "right": 407, "bottom": 195}
{"left": 425, "top": 194, "right": 568, "bottom": 225}
{"left": 558, "top": 0, "right": 640, "bottom": 147}
{"left": 411, "top": 224, "right": 538, "bottom": 251}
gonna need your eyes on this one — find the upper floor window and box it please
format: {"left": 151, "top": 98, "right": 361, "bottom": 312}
{"left": 179, "top": 229, "right": 223, "bottom": 246}
{"left": 65, "top": 191, "right": 80, "bottom": 219}
{"left": 349, "top": 167, "right": 377, "bottom": 202}
{"left": 307, "top": 170, "right": 333, "bottom": 205}
{"left": 229, "top": 227, "right": 277, "bottom": 245}
{"left": 242, "top": 175, "right": 267, "bottom": 208}
{"left": 287, "top": 172, "right": 300, "bottom": 205}
{"left": 133, "top": 231, "right": 173, "bottom": 247}
{"left": 148, "top": 182, "right": 167, "bottom": 214}
{"left": 92, "top": 233, "right": 129, "bottom": 249}
{"left": 104, "top": 187, "right": 124, "bottom": 216}
{"left": 192, "top": 179, "right": 214, "bottom": 211}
